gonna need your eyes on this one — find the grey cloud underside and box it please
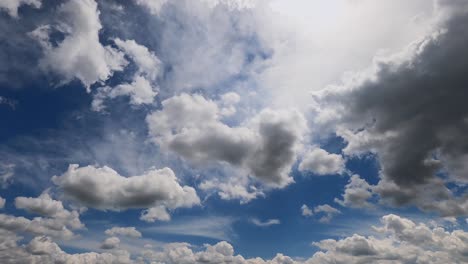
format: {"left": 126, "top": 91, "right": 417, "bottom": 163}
{"left": 317, "top": 1, "right": 468, "bottom": 216}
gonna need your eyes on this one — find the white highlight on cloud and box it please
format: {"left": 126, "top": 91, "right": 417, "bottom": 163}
{"left": 0, "top": 0, "right": 41, "bottom": 18}
{"left": 299, "top": 147, "right": 345, "bottom": 175}
{"left": 29, "top": 0, "right": 127, "bottom": 90}
{"left": 52, "top": 164, "right": 200, "bottom": 221}
{"left": 104, "top": 227, "right": 142, "bottom": 238}
{"left": 250, "top": 218, "right": 280, "bottom": 227}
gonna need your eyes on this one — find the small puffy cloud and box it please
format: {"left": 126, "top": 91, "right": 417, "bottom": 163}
{"left": 52, "top": 164, "right": 200, "bottom": 221}
{"left": 299, "top": 148, "right": 345, "bottom": 176}
{"left": 301, "top": 204, "right": 313, "bottom": 217}
{"left": 0, "top": 0, "right": 41, "bottom": 18}
{"left": 147, "top": 93, "right": 307, "bottom": 188}
{"left": 313, "top": 204, "right": 341, "bottom": 223}
{"left": 30, "top": 0, "right": 127, "bottom": 90}
{"left": 250, "top": 218, "right": 280, "bottom": 227}
{"left": 0, "top": 197, "right": 5, "bottom": 209}
{"left": 335, "top": 175, "right": 374, "bottom": 208}
{"left": 100, "top": 236, "right": 120, "bottom": 250}
{"left": 104, "top": 227, "right": 142, "bottom": 238}
{"left": 200, "top": 178, "right": 264, "bottom": 203}
{"left": 140, "top": 205, "right": 171, "bottom": 222}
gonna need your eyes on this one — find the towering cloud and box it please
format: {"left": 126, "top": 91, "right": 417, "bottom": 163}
{"left": 314, "top": 0, "right": 468, "bottom": 216}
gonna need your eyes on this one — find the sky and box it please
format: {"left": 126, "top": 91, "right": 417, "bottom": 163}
{"left": 0, "top": 0, "right": 467, "bottom": 263}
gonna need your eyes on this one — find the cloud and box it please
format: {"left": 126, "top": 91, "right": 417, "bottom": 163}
{"left": 0, "top": 229, "right": 132, "bottom": 263}
{"left": 14, "top": 191, "right": 84, "bottom": 230}
{"left": 0, "top": 96, "right": 17, "bottom": 110}
{"left": 105, "top": 227, "right": 142, "bottom": 238}
{"left": 0, "top": 192, "right": 84, "bottom": 240}
{"left": 30, "top": 0, "right": 127, "bottom": 90}
{"left": 140, "top": 205, "right": 171, "bottom": 222}
{"left": 250, "top": 218, "right": 280, "bottom": 227}
{"left": 0, "top": 197, "right": 5, "bottom": 209}
{"left": 302, "top": 204, "right": 341, "bottom": 223}
{"left": 0, "top": 162, "right": 14, "bottom": 188}
{"left": 100, "top": 236, "right": 120, "bottom": 250}
{"left": 147, "top": 93, "right": 307, "bottom": 188}
{"left": 145, "top": 216, "right": 235, "bottom": 241}
{"left": 298, "top": 148, "right": 345, "bottom": 176}
{"left": 0, "top": 0, "right": 41, "bottom": 18}
{"left": 313, "top": 204, "right": 341, "bottom": 223}
{"left": 308, "top": 214, "right": 468, "bottom": 264}
{"left": 334, "top": 175, "right": 374, "bottom": 209}
{"left": 313, "top": 0, "right": 468, "bottom": 216}
{"left": 301, "top": 204, "right": 313, "bottom": 217}
{"left": 52, "top": 164, "right": 200, "bottom": 221}
{"left": 92, "top": 39, "right": 162, "bottom": 111}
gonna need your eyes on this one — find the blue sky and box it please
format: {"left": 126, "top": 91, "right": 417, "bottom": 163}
{"left": 0, "top": 1, "right": 467, "bottom": 263}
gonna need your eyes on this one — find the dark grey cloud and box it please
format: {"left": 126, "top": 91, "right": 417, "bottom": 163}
{"left": 315, "top": 0, "right": 468, "bottom": 216}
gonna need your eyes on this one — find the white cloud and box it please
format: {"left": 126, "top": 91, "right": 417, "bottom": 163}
{"left": 0, "top": 162, "right": 14, "bottom": 188}
{"left": 147, "top": 93, "right": 307, "bottom": 189}
{"left": 250, "top": 218, "right": 280, "bottom": 227}
{"left": 301, "top": 204, "right": 313, "bottom": 217}
{"left": 52, "top": 164, "right": 200, "bottom": 221}
{"left": 0, "top": 197, "right": 5, "bottom": 209}
{"left": 15, "top": 192, "right": 84, "bottom": 230}
{"left": 313, "top": 204, "right": 341, "bottom": 223}
{"left": 105, "top": 227, "right": 142, "bottom": 238}
{"left": 140, "top": 205, "right": 171, "bottom": 222}
{"left": 335, "top": 175, "right": 374, "bottom": 209}
{"left": 30, "top": 0, "right": 127, "bottom": 90}
{"left": 100, "top": 236, "right": 120, "bottom": 250}
{"left": 299, "top": 148, "right": 345, "bottom": 176}
{"left": 0, "top": 0, "right": 41, "bottom": 18}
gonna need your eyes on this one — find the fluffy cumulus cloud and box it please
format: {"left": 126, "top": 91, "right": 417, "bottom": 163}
{"left": 0, "top": 0, "right": 41, "bottom": 18}
{"left": 335, "top": 175, "right": 374, "bottom": 208}
{"left": 0, "top": 192, "right": 83, "bottom": 240}
{"left": 100, "top": 236, "right": 120, "bottom": 250}
{"left": 308, "top": 214, "right": 468, "bottom": 264}
{"left": 147, "top": 93, "right": 307, "bottom": 189}
{"left": 313, "top": 0, "right": 468, "bottom": 216}
{"left": 105, "top": 227, "right": 142, "bottom": 238}
{"left": 52, "top": 164, "right": 200, "bottom": 221}
{"left": 29, "top": 0, "right": 127, "bottom": 89}
{"left": 298, "top": 148, "right": 345, "bottom": 176}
